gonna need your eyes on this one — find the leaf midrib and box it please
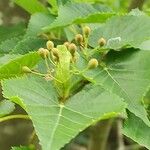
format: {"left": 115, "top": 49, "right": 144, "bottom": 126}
{"left": 48, "top": 104, "right": 64, "bottom": 149}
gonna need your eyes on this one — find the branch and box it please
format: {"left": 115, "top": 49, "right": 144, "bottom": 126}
{"left": 89, "top": 119, "right": 114, "bottom": 150}
{"left": 117, "top": 119, "right": 125, "bottom": 150}
{"left": 0, "top": 114, "right": 30, "bottom": 123}
{"left": 128, "top": 0, "right": 146, "bottom": 11}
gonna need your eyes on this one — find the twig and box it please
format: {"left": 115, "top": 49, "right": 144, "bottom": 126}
{"left": 125, "top": 144, "right": 144, "bottom": 150}
{"left": 128, "top": 0, "right": 145, "bottom": 11}
{"left": 117, "top": 118, "right": 125, "bottom": 150}
{"left": 0, "top": 114, "right": 30, "bottom": 123}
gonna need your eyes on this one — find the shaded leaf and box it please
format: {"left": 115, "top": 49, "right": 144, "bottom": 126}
{"left": 0, "top": 100, "right": 15, "bottom": 117}
{"left": 12, "top": 37, "right": 46, "bottom": 54}
{"left": 0, "top": 37, "right": 22, "bottom": 54}
{"left": 26, "top": 13, "right": 55, "bottom": 37}
{"left": 123, "top": 112, "right": 150, "bottom": 149}
{"left": 0, "top": 23, "right": 25, "bottom": 43}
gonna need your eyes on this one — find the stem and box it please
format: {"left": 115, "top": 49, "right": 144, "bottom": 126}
{"left": 28, "top": 130, "right": 36, "bottom": 144}
{"left": 128, "top": 0, "right": 145, "bottom": 11}
{"left": 89, "top": 119, "right": 113, "bottom": 150}
{"left": 48, "top": 56, "right": 56, "bottom": 66}
{"left": 45, "top": 58, "right": 51, "bottom": 71}
{"left": 125, "top": 144, "right": 143, "bottom": 150}
{"left": 117, "top": 119, "right": 125, "bottom": 150}
{"left": 31, "top": 71, "right": 46, "bottom": 77}
{"left": 0, "top": 114, "right": 30, "bottom": 123}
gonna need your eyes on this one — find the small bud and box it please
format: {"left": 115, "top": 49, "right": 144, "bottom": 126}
{"left": 52, "top": 48, "right": 59, "bottom": 60}
{"left": 46, "top": 40, "right": 54, "bottom": 50}
{"left": 75, "top": 34, "right": 83, "bottom": 44}
{"left": 68, "top": 43, "right": 77, "bottom": 56}
{"left": 98, "top": 38, "right": 106, "bottom": 47}
{"left": 83, "top": 26, "right": 91, "bottom": 37}
{"left": 38, "top": 48, "right": 49, "bottom": 59}
{"left": 22, "top": 66, "right": 32, "bottom": 73}
{"left": 88, "top": 58, "right": 98, "bottom": 69}
{"left": 63, "top": 42, "right": 70, "bottom": 49}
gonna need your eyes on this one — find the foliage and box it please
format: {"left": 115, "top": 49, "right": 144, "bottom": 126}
{"left": 0, "top": 1, "right": 150, "bottom": 150}
{"left": 0, "top": 100, "right": 15, "bottom": 117}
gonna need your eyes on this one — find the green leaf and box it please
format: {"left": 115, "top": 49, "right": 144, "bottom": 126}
{"left": 92, "top": 49, "right": 150, "bottom": 126}
{"left": 0, "top": 37, "right": 22, "bottom": 54}
{"left": 128, "top": 8, "right": 146, "bottom": 16}
{"left": 10, "top": 13, "right": 55, "bottom": 54}
{"left": 47, "top": 0, "right": 57, "bottom": 6}
{"left": 0, "top": 54, "right": 20, "bottom": 66}
{"left": 89, "top": 15, "right": 150, "bottom": 50}
{"left": 11, "top": 146, "right": 34, "bottom": 150}
{"left": 43, "top": 3, "right": 115, "bottom": 31}
{"left": 136, "top": 40, "right": 150, "bottom": 51}
{"left": 123, "top": 112, "right": 150, "bottom": 149}
{"left": 0, "top": 23, "right": 25, "bottom": 43}
{"left": 12, "top": 37, "right": 46, "bottom": 54}
{"left": 14, "top": 0, "right": 48, "bottom": 14}
{"left": 0, "top": 52, "right": 41, "bottom": 79}
{"left": 47, "top": 0, "right": 58, "bottom": 13}
{"left": 26, "top": 13, "right": 55, "bottom": 37}
{"left": 0, "top": 100, "right": 15, "bottom": 117}
{"left": 2, "top": 77, "right": 126, "bottom": 150}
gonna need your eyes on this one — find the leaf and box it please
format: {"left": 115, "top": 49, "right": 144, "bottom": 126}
{"left": 0, "top": 100, "right": 15, "bottom": 117}
{"left": 0, "top": 23, "right": 25, "bottom": 43}
{"left": 12, "top": 37, "right": 46, "bottom": 54}
{"left": 11, "top": 146, "right": 34, "bottom": 150}
{"left": 0, "top": 37, "right": 22, "bottom": 54}
{"left": 43, "top": 2, "right": 115, "bottom": 31}
{"left": 26, "top": 13, "right": 55, "bottom": 37}
{"left": 14, "top": 0, "right": 48, "bottom": 14}
{"left": 92, "top": 49, "right": 150, "bottom": 126}
{"left": 128, "top": 8, "right": 146, "bottom": 16}
{"left": 89, "top": 15, "right": 150, "bottom": 50}
{"left": 2, "top": 77, "right": 126, "bottom": 150}
{"left": 10, "top": 13, "right": 55, "bottom": 54}
{"left": 0, "top": 52, "right": 41, "bottom": 79}
{"left": 136, "top": 40, "right": 150, "bottom": 51}
{"left": 0, "top": 54, "right": 20, "bottom": 66}
{"left": 123, "top": 112, "right": 150, "bottom": 149}
{"left": 47, "top": 0, "right": 58, "bottom": 13}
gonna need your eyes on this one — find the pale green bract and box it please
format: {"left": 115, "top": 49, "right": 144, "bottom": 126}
{"left": 2, "top": 77, "right": 126, "bottom": 150}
